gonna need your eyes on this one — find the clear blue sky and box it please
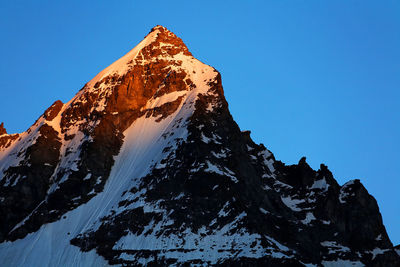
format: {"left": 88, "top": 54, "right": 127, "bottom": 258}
{"left": 1, "top": 1, "right": 399, "bottom": 245}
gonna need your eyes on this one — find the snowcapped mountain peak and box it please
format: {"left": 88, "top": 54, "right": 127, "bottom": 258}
{"left": 85, "top": 25, "right": 192, "bottom": 90}
{"left": 0, "top": 26, "right": 399, "bottom": 266}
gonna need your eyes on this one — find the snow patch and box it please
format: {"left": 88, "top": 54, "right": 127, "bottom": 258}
{"left": 310, "top": 178, "right": 329, "bottom": 192}
{"left": 281, "top": 196, "right": 305, "bottom": 212}
{"left": 321, "top": 260, "right": 364, "bottom": 267}
{"left": 301, "top": 212, "right": 316, "bottom": 225}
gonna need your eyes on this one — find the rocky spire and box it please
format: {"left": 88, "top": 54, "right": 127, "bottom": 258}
{"left": 0, "top": 122, "right": 6, "bottom": 135}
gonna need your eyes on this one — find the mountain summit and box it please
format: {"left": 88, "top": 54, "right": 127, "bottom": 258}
{"left": 0, "top": 26, "right": 398, "bottom": 266}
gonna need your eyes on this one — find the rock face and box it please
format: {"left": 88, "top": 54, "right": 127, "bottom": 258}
{"left": 0, "top": 26, "right": 398, "bottom": 267}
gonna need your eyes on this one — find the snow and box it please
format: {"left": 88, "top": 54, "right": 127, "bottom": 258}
{"left": 204, "top": 160, "right": 238, "bottom": 183}
{"left": 217, "top": 201, "right": 233, "bottom": 216}
{"left": 369, "top": 247, "right": 389, "bottom": 260}
{"left": 281, "top": 196, "right": 305, "bottom": 212}
{"left": 145, "top": 90, "right": 187, "bottom": 109}
{"left": 265, "top": 235, "right": 290, "bottom": 252}
{"left": 320, "top": 241, "right": 350, "bottom": 253}
{"left": 0, "top": 202, "right": 110, "bottom": 267}
{"left": 174, "top": 193, "right": 185, "bottom": 200}
{"left": 259, "top": 207, "right": 269, "bottom": 214}
{"left": 201, "top": 133, "right": 211, "bottom": 143}
{"left": 83, "top": 173, "right": 92, "bottom": 181}
{"left": 321, "top": 260, "right": 365, "bottom": 267}
{"left": 301, "top": 212, "right": 316, "bottom": 224}
{"left": 310, "top": 177, "right": 329, "bottom": 191}
{"left": 259, "top": 150, "right": 275, "bottom": 173}
{"left": 272, "top": 179, "right": 293, "bottom": 190}
{"left": 211, "top": 150, "right": 227, "bottom": 158}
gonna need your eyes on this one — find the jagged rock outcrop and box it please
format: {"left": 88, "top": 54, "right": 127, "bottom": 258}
{"left": 0, "top": 123, "right": 19, "bottom": 152}
{"left": 0, "top": 123, "right": 7, "bottom": 135}
{"left": 0, "top": 26, "right": 398, "bottom": 267}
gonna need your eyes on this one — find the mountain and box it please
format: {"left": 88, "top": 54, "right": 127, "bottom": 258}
{"left": 0, "top": 26, "right": 398, "bottom": 267}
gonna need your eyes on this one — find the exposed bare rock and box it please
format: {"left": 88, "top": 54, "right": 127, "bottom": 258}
{"left": 0, "top": 123, "right": 6, "bottom": 135}
{"left": 43, "top": 100, "right": 63, "bottom": 121}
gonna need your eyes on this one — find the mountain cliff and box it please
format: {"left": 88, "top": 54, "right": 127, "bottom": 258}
{"left": 0, "top": 26, "right": 398, "bottom": 266}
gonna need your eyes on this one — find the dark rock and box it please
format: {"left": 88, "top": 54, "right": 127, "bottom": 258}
{"left": 43, "top": 100, "right": 63, "bottom": 121}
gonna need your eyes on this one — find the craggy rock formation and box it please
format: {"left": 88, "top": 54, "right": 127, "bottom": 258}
{"left": 0, "top": 123, "right": 19, "bottom": 152}
{"left": 0, "top": 26, "right": 398, "bottom": 266}
{"left": 0, "top": 123, "right": 7, "bottom": 135}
